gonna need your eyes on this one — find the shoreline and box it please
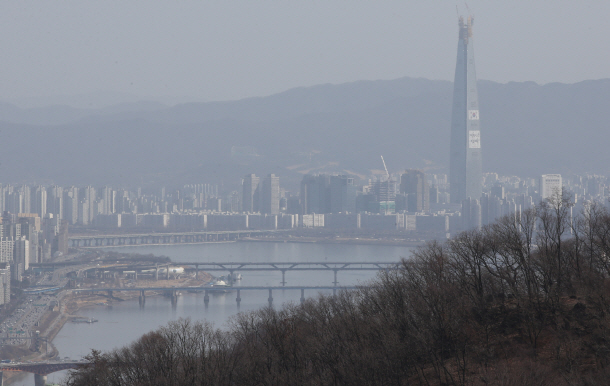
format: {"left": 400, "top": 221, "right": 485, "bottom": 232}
{"left": 0, "top": 274, "right": 215, "bottom": 385}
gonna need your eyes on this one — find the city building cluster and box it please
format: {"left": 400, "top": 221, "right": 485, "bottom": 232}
{"left": 0, "top": 172, "right": 604, "bottom": 249}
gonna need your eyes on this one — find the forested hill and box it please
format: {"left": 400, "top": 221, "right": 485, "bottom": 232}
{"left": 66, "top": 201, "right": 610, "bottom": 385}
{"left": 0, "top": 77, "right": 608, "bottom": 187}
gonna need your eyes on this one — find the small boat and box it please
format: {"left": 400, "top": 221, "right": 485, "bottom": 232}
{"left": 72, "top": 317, "right": 98, "bottom": 324}
{"left": 210, "top": 279, "right": 232, "bottom": 293}
{"left": 211, "top": 280, "right": 230, "bottom": 287}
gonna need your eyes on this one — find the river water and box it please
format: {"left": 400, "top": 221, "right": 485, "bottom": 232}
{"left": 12, "top": 241, "right": 414, "bottom": 385}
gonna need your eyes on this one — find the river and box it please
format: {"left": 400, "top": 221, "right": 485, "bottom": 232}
{"left": 12, "top": 241, "right": 414, "bottom": 385}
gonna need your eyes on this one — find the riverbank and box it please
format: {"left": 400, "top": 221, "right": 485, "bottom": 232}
{"left": 53, "top": 271, "right": 215, "bottom": 338}
{"left": 0, "top": 272, "right": 215, "bottom": 385}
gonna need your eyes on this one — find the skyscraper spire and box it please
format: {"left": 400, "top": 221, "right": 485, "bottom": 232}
{"left": 450, "top": 15, "right": 482, "bottom": 203}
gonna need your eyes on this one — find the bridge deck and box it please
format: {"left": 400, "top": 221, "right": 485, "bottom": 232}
{"left": 32, "top": 261, "right": 400, "bottom": 270}
{"left": 0, "top": 361, "right": 86, "bottom": 375}
{"left": 72, "top": 285, "right": 359, "bottom": 292}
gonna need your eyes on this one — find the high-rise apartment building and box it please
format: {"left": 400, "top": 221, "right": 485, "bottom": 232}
{"left": 47, "top": 185, "right": 63, "bottom": 220}
{"left": 0, "top": 239, "right": 13, "bottom": 263}
{"left": 33, "top": 186, "right": 47, "bottom": 218}
{"left": 14, "top": 236, "right": 29, "bottom": 271}
{"left": 79, "top": 186, "right": 95, "bottom": 224}
{"left": 100, "top": 186, "right": 115, "bottom": 215}
{"left": 0, "top": 263, "right": 10, "bottom": 305}
{"left": 19, "top": 185, "right": 31, "bottom": 214}
{"left": 540, "top": 174, "right": 562, "bottom": 200}
{"left": 63, "top": 187, "right": 79, "bottom": 224}
{"left": 450, "top": 16, "right": 482, "bottom": 203}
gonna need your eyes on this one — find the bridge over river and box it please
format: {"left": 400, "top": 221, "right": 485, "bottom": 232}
{"left": 0, "top": 361, "right": 86, "bottom": 386}
{"left": 95, "top": 261, "right": 400, "bottom": 286}
{"left": 31, "top": 260, "right": 400, "bottom": 286}
{"left": 69, "top": 230, "right": 275, "bottom": 247}
{"left": 72, "top": 285, "right": 361, "bottom": 308}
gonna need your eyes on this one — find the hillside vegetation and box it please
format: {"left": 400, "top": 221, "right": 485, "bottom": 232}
{"left": 66, "top": 193, "right": 610, "bottom": 385}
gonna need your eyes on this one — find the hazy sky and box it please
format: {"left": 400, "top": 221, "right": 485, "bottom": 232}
{"left": 0, "top": 1, "right": 608, "bottom": 104}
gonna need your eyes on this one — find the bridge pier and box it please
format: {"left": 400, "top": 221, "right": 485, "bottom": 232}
{"left": 34, "top": 374, "right": 47, "bottom": 386}
{"left": 204, "top": 290, "right": 209, "bottom": 308}
{"left": 236, "top": 289, "right": 241, "bottom": 309}
{"left": 268, "top": 289, "right": 273, "bottom": 307}
{"left": 139, "top": 290, "right": 146, "bottom": 306}
{"left": 166, "top": 264, "right": 170, "bottom": 280}
{"left": 195, "top": 264, "right": 199, "bottom": 279}
{"left": 171, "top": 290, "right": 178, "bottom": 307}
{"left": 281, "top": 270, "right": 287, "bottom": 286}
{"left": 300, "top": 288, "right": 305, "bottom": 304}
{"left": 333, "top": 269, "right": 339, "bottom": 286}
{"left": 107, "top": 290, "right": 113, "bottom": 298}
{"left": 155, "top": 265, "right": 159, "bottom": 281}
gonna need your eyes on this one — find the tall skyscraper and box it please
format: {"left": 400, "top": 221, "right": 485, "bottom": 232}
{"left": 450, "top": 16, "right": 482, "bottom": 203}
{"left": 300, "top": 174, "right": 331, "bottom": 214}
{"left": 330, "top": 175, "right": 357, "bottom": 213}
{"left": 261, "top": 174, "right": 280, "bottom": 215}
{"left": 242, "top": 174, "right": 260, "bottom": 213}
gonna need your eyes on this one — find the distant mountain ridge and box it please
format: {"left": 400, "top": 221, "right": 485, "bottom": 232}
{"left": 0, "top": 77, "right": 608, "bottom": 188}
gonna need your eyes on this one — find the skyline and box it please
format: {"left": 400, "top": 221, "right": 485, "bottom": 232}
{"left": 0, "top": 2, "right": 609, "bottom": 108}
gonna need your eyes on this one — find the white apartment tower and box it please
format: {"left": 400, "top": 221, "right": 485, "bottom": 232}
{"left": 540, "top": 174, "right": 562, "bottom": 200}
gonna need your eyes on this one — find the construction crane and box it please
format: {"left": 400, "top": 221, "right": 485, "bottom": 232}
{"left": 380, "top": 156, "right": 390, "bottom": 181}
{"left": 380, "top": 156, "right": 391, "bottom": 214}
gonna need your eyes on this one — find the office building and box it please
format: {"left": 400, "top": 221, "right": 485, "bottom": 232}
{"left": 14, "top": 236, "right": 29, "bottom": 273}
{"left": 261, "top": 174, "right": 280, "bottom": 215}
{"left": 400, "top": 170, "right": 429, "bottom": 212}
{"left": 301, "top": 175, "right": 331, "bottom": 214}
{"left": 330, "top": 175, "right": 357, "bottom": 213}
{"left": 242, "top": 174, "right": 260, "bottom": 213}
